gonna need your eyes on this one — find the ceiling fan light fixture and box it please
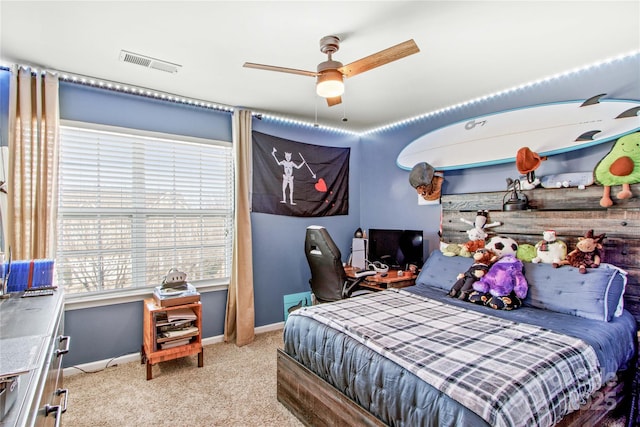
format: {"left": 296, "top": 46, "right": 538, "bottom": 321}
{"left": 245, "top": 36, "right": 419, "bottom": 107}
{"left": 316, "top": 69, "right": 344, "bottom": 98}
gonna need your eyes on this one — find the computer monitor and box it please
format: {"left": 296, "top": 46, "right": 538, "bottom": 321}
{"left": 368, "top": 229, "right": 424, "bottom": 269}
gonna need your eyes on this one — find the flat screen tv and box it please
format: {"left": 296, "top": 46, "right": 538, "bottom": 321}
{"left": 367, "top": 229, "right": 424, "bottom": 269}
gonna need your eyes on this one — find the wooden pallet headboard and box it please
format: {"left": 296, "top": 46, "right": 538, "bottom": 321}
{"left": 441, "top": 184, "right": 640, "bottom": 323}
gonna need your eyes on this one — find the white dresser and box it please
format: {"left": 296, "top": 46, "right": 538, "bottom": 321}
{"left": 0, "top": 289, "right": 68, "bottom": 426}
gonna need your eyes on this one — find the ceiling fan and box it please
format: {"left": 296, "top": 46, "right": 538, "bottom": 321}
{"left": 243, "top": 35, "right": 420, "bottom": 107}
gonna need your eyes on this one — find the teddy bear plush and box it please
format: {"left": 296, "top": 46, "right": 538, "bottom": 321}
{"left": 448, "top": 248, "right": 498, "bottom": 301}
{"left": 556, "top": 230, "right": 606, "bottom": 273}
{"left": 468, "top": 254, "right": 528, "bottom": 310}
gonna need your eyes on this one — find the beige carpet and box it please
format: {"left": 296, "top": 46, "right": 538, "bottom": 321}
{"left": 64, "top": 330, "right": 303, "bottom": 427}
{"left": 64, "top": 329, "right": 628, "bottom": 427}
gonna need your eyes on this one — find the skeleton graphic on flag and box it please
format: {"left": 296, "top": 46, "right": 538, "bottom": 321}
{"left": 252, "top": 131, "right": 349, "bottom": 217}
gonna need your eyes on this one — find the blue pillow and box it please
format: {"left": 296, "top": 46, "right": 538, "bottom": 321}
{"left": 416, "top": 250, "right": 473, "bottom": 292}
{"left": 522, "top": 262, "right": 627, "bottom": 322}
{"left": 417, "top": 250, "right": 627, "bottom": 322}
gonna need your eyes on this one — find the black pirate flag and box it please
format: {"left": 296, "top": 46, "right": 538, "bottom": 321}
{"left": 252, "top": 131, "right": 349, "bottom": 217}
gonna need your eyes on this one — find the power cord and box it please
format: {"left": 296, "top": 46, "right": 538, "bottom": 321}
{"left": 68, "top": 353, "right": 128, "bottom": 374}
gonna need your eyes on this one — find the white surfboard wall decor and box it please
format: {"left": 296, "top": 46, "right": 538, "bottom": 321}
{"left": 396, "top": 96, "right": 640, "bottom": 171}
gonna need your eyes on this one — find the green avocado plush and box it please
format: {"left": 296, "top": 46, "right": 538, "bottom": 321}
{"left": 594, "top": 132, "right": 640, "bottom": 207}
{"left": 516, "top": 244, "right": 537, "bottom": 263}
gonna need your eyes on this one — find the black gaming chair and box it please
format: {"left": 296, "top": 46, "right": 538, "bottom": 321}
{"left": 305, "top": 225, "right": 374, "bottom": 303}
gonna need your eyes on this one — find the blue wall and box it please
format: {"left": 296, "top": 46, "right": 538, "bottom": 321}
{"left": 56, "top": 82, "right": 362, "bottom": 366}
{"left": 359, "top": 54, "right": 640, "bottom": 252}
{"left": 251, "top": 120, "right": 361, "bottom": 327}
{"left": 59, "top": 82, "right": 233, "bottom": 140}
{"left": 0, "top": 69, "right": 8, "bottom": 146}
{"left": 58, "top": 83, "right": 236, "bottom": 366}
{"left": 0, "top": 52, "right": 638, "bottom": 366}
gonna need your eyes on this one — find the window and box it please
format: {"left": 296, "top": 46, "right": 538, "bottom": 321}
{"left": 57, "top": 122, "right": 234, "bottom": 295}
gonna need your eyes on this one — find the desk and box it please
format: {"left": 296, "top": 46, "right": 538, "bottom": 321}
{"left": 345, "top": 266, "right": 417, "bottom": 291}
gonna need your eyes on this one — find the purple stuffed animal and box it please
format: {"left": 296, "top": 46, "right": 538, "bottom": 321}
{"left": 468, "top": 254, "right": 528, "bottom": 310}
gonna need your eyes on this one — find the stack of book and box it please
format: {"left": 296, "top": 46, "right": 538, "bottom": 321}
{"left": 155, "top": 307, "right": 199, "bottom": 350}
{"left": 153, "top": 283, "right": 200, "bottom": 307}
{"left": 5, "top": 259, "right": 55, "bottom": 293}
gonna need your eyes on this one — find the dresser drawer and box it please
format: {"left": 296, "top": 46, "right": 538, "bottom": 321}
{"left": 36, "top": 311, "right": 69, "bottom": 427}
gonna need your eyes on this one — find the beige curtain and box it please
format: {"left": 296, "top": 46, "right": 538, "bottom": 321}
{"left": 6, "top": 66, "right": 60, "bottom": 259}
{"left": 224, "top": 109, "right": 255, "bottom": 346}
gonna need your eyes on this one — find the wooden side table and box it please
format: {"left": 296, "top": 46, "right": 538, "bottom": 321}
{"left": 141, "top": 298, "right": 203, "bottom": 380}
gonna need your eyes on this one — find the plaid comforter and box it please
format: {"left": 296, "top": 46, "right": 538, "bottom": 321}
{"left": 291, "top": 289, "right": 602, "bottom": 427}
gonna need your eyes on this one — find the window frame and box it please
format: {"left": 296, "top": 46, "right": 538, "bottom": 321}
{"left": 57, "top": 120, "right": 233, "bottom": 306}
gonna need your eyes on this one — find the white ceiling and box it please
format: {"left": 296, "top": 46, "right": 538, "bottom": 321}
{"left": 1, "top": 1, "right": 639, "bottom": 132}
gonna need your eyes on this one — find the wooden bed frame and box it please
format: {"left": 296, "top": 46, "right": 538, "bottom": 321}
{"left": 278, "top": 184, "right": 640, "bottom": 427}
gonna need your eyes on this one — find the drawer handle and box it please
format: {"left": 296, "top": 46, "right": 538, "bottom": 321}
{"left": 57, "top": 388, "right": 69, "bottom": 413}
{"left": 43, "top": 389, "right": 68, "bottom": 427}
{"left": 44, "top": 404, "right": 62, "bottom": 427}
{"left": 56, "top": 335, "right": 71, "bottom": 357}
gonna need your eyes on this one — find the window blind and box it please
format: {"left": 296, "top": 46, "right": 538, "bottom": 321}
{"left": 57, "top": 123, "right": 234, "bottom": 295}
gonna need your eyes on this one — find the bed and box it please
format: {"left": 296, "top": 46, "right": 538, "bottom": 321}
{"left": 278, "top": 185, "right": 640, "bottom": 427}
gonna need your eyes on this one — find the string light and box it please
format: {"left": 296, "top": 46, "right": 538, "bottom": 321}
{"left": 52, "top": 71, "right": 234, "bottom": 114}
{"left": 363, "top": 49, "right": 640, "bottom": 135}
{"left": 3, "top": 50, "right": 637, "bottom": 135}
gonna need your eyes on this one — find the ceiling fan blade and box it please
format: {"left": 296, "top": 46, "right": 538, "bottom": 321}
{"left": 326, "top": 96, "right": 342, "bottom": 107}
{"left": 339, "top": 39, "right": 420, "bottom": 78}
{"left": 243, "top": 62, "right": 317, "bottom": 77}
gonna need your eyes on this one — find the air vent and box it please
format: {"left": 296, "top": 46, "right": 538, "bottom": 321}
{"left": 119, "top": 50, "right": 181, "bottom": 73}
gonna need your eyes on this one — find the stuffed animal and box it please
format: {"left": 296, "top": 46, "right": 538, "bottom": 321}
{"left": 462, "top": 239, "right": 485, "bottom": 254}
{"left": 516, "top": 147, "right": 547, "bottom": 184}
{"left": 468, "top": 255, "right": 528, "bottom": 310}
{"left": 460, "top": 210, "right": 502, "bottom": 241}
{"left": 557, "top": 230, "right": 606, "bottom": 274}
{"left": 410, "top": 162, "right": 445, "bottom": 201}
{"left": 448, "top": 248, "right": 498, "bottom": 301}
{"left": 440, "top": 242, "right": 472, "bottom": 257}
{"left": 531, "top": 230, "right": 567, "bottom": 267}
{"left": 441, "top": 242, "right": 461, "bottom": 257}
{"left": 485, "top": 235, "right": 518, "bottom": 258}
{"left": 440, "top": 239, "right": 485, "bottom": 258}
{"left": 507, "top": 176, "right": 540, "bottom": 190}
{"left": 516, "top": 243, "right": 537, "bottom": 262}
{"left": 518, "top": 176, "right": 541, "bottom": 190}
{"left": 594, "top": 132, "right": 640, "bottom": 208}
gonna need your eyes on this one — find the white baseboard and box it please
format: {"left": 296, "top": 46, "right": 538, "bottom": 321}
{"left": 63, "top": 322, "right": 285, "bottom": 377}
{"left": 255, "top": 321, "right": 285, "bottom": 334}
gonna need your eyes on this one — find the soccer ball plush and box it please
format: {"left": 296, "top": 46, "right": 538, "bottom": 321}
{"left": 485, "top": 236, "right": 518, "bottom": 258}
